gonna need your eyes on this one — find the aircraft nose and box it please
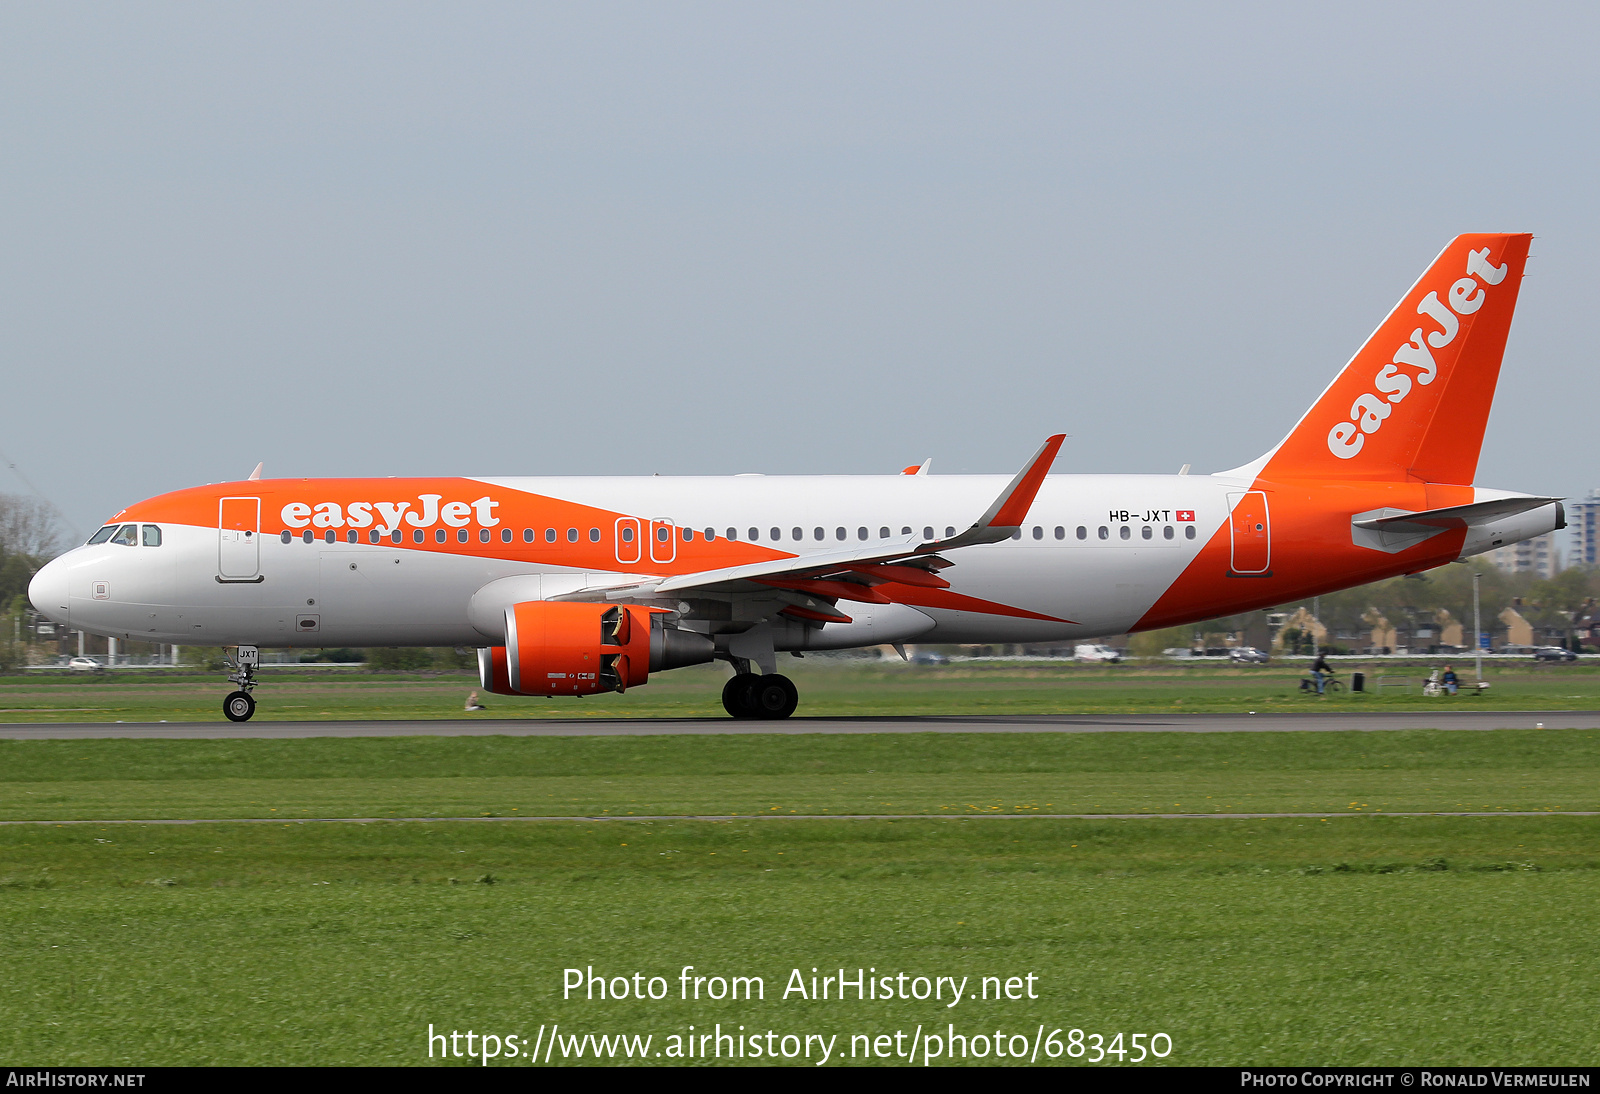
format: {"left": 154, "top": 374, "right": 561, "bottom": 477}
{"left": 28, "top": 556, "right": 70, "bottom": 627}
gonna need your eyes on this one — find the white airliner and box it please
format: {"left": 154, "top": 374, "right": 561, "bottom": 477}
{"left": 29, "top": 233, "right": 1561, "bottom": 721}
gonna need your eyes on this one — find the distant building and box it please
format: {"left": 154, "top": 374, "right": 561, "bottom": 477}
{"left": 1499, "top": 606, "right": 1535, "bottom": 648}
{"left": 1485, "top": 532, "right": 1560, "bottom": 579}
{"left": 1568, "top": 490, "right": 1600, "bottom": 568}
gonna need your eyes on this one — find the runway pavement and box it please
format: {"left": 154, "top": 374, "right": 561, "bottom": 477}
{"left": 1, "top": 710, "right": 1596, "bottom": 739}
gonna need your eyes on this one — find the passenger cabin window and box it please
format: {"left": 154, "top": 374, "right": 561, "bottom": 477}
{"left": 1119, "top": 526, "right": 1131, "bottom": 540}
{"left": 923, "top": 526, "right": 933, "bottom": 540}
{"left": 1054, "top": 526, "right": 1065, "bottom": 540}
{"left": 770, "top": 527, "right": 780, "bottom": 541}
{"left": 620, "top": 527, "right": 633, "bottom": 543}
{"left": 413, "top": 530, "right": 424, "bottom": 544}
{"left": 682, "top": 527, "right": 694, "bottom": 542}
{"left": 792, "top": 527, "right": 802, "bottom": 541}
{"left": 858, "top": 527, "right": 868, "bottom": 541}
{"left": 304, "top": 530, "right": 316, "bottom": 544}
{"left": 749, "top": 528, "right": 759, "bottom": 541}
{"left": 1141, "top": 526, "right": 1152, "bottom": 540}
{"left": 946, "top": 526, "right": 955, "bottom": 538}
{"left": 590, "top": 528, "right": 601, "bottom": 542}
{"left": 901, "top": 526, "right": 912, "bottom": 535}
{"left": 726, "top": 528, "right": 737, "bottom": 541}
{"left": 326, "top": 530, "right": 337, "bottom": 544}
{"left": 523, "top": 528, "right": 534, "bottom": 542}
{"left": 349, "top": 530, "right": 359, "bottom": 543}
{"left": 391, "top": 531, "right": 403, "bottom": 544}
{"left": 88, "top": 525, "right": 118, "bottom": 545}
{"left": 1010, "top": 529, "right": 1022, "bottom": 540}
{"left": 1185, "top": 525, "right": 1196, "bottom": 540}
{"left": 112, "top": 525, "right": 139, "bottom": 546}
{"left": 880, "top": 526, "right": 890, "bottom": 538}
{"left": 813, "top": 527, "right": 824, "bottom": 541}
{"left": 546, "top": 529, "right": 557, "bottom": 543}
{"left": 1098, "top": 526, "right": 1109, "bottom": 540}
{"left": 704, "top": 528, "right": 716, "bottom": 541}
{"left": 281, "top": 530, "right": 292, "bottom": 544}
{"left": 655, "top": 527, "right": 668, "bottom": 542}
{"left": 1076, "top": 526, "right": 1087, "bottom": 540}
{"left": 1163, "top": 526, "right": 1174, "bottom": 540}
{"left": 835, "top": 527, "right": 846, "bottom": 541}
{"left": 500, "top": 528, "right": 512, "bottom": 542}
{"left": 569, "top": 528, "right": 579, "bottom": 543}
{"left": 1032, "top": 526, "right": 1043, "bottom": 540}
{"left": 435, "top": 529, "right": 447, "bottom": 543}
{"left": 370, "top": 529, "right": 383, "bottom": 544}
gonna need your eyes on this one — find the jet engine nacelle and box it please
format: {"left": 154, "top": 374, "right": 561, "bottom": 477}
{"left": 478, "top": 601, "right": 714, "bottom": 697}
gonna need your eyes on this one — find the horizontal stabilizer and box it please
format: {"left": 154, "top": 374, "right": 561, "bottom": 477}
{"left": 1353, "top": 495, "right": 1562, "bottom": 532}
{"left": 1351, "top": 495, "right": 1562, "bottom": 554}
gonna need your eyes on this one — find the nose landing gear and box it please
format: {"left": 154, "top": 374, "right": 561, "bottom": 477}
{"left": 222, "top": 645, "right": 260, "bottom": 722}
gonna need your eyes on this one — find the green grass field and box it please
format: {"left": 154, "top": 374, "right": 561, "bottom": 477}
{"left": 1, "top": 729, "right": 1597, "bottom": 819}
{"left": 5, "top": 658, "right": 1600, "bottom": 721}
{"left": 2, "top": 816, "right": 1596, "bottom": 1066}
{"left": 2, "top": 721, "right": 1599, "bottom": 1066}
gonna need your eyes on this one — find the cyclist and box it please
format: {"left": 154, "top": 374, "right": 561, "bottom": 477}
{"left": 1309, "top": 649, "right": 1333, "bottom": 695}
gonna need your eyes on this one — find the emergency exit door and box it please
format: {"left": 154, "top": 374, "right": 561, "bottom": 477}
{"left": 1227, "top": 491, "right": 1271, "bottom": 575}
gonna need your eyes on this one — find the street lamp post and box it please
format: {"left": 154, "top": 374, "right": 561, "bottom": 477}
{"left": 1473, "top": 571, "right": 1483, "bottom": 684}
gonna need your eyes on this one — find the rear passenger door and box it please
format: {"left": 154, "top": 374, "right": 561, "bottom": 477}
{"left": 1227, "top": 491, "right": 1271, "bottom": 575}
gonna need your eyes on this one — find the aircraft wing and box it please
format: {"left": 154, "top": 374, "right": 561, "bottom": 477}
{"left": 550, "top": 434, "right": 1065, "bottom": 604}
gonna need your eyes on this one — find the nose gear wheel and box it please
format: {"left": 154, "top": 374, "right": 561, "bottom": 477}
{"left": 223, "top": 690, "right": 256, "bottom": 722}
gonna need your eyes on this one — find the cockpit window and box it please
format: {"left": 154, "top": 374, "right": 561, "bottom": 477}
{"left": 141, "top": 525, "right": 163, "bottom": 547}
{"left": 111, "top": 525, "right": 139, "bottom": 546}
{"left": 88, "top": 525, "right": 118, "bottom": 545}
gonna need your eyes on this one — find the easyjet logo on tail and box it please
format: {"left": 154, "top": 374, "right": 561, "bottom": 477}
{"left": 1327, "top": 247, "right": 1509, "bottom": 460}
{"left": 280, "top": 494, "right": 501, "bottom": 534}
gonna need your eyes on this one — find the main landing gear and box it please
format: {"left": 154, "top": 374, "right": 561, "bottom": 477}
{"left": 222, "top": 645, "right": 260, "bottom": 722}
{"left": 722, "top": 672, "right": 799, "bottom": 720}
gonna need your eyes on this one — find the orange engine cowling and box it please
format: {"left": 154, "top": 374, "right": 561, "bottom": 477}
{"left": 478, "top": 602, "right": 655, "bottom": 697}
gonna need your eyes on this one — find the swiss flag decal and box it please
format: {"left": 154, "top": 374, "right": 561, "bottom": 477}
{"left": 1176, "top": 511, "right": 1195, "bottom": 522}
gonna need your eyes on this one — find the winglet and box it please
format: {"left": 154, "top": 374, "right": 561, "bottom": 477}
{"left": 901, "top": 459, "right": 931, "bottom": 476}
{"left": 932, "top": 434, "right": 1064, "bottom": 549}
{"left": 247, "top": 462, "right": 263, "bottom": 481}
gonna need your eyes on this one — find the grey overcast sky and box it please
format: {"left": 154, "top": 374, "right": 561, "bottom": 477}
{"left": 2, "top": 2, "right": 1597, "bottom": 538}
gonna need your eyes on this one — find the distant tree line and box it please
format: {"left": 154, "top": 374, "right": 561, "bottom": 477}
{"left": 0, "top": 494, "right": 60, "bottom": 607}
{"left": 0, "top": 495, "right": 65, "bottom": 668}
{"left": 1132, "top": 562, "right": 1600, "bottom": 656}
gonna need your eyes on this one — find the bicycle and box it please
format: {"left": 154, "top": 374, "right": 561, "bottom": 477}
{"left": 1298, "top": 673, "right": 1344, "bottom": 694}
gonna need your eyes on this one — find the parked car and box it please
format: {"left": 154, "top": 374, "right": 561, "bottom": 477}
{"left": 67, "top": 656, "right": 104, "bottom": 672}
{"left": 1532, "top": 646, "right": 1578, "bottom": 662}
{"left": 1229, "top": 647, "right": 1270, "bottom": 664}
{"left": 1074, "top": 643, "right": 1122, "bottom": 664}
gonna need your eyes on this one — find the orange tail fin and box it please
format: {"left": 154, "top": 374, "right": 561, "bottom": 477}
{"left": 1258, "top": 233, "right": 1531, "bottom": 485}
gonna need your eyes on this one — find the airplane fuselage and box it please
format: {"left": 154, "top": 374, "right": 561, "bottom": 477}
{"left": 32, "top": 472, "right": 1559, "bottom": 652}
